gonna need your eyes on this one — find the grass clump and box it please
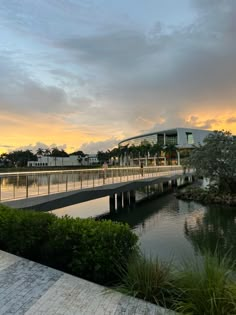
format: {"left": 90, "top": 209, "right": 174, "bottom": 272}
{"left": 116, "top": 252, "right": 236, "bottom": 314}
{"left": 116, "top": 253, "right": 175, "bottom": 307}
{"left": 174, "top": 253, "right": 236, "bottom": 315}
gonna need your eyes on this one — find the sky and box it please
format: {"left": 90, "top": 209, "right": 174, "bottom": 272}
{"left": 0, "top": 0, "right": 236, "bottom": 154}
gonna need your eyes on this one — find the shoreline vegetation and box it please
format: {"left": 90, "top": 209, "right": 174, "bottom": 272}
{"left": 175, "top": 186, "right": 236, "bottom": 206}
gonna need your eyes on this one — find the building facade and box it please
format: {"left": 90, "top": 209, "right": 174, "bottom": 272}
{"left": 27, "top": 154, "right": 99, "bottom": 167}
{"left": 118, "top": 127, "right": 211, "bottom": 166}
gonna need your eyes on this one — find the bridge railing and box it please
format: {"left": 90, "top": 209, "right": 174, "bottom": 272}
{"left": 0, "top": 165, "right": 183, "bottom": 201}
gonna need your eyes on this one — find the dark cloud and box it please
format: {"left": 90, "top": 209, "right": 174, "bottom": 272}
{"left": 55, "top": 0, "right": 236, "bottom": 135}
{"left": 58, "top": 30, "right": 160, "bottom": 69}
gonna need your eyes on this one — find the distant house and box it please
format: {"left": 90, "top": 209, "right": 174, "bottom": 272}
{"left": 27, "top": 154, "right": 99, "bottom": 167}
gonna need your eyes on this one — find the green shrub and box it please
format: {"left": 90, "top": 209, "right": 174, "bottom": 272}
{"left": 0, "top": 205, "right": 138, "bottom": 284}
{"left": 116, "top": 253, "right": 175, "bottom": 307}
{"left": 43, "top": 216, "right": 138, "bottom": 284}
{"left": 174, "top": 253, "right": 236, "bottom": 315}
{"left": 0, "top": 204, "right": 56, "bottom": 260}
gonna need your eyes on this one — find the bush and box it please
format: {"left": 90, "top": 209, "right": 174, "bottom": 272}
{"left": 0, "top": 205, "right": 138, "bottom": 284}
{"left": 174, "top": 253, "right": 236, "bottom": 315}
{"left": 43, "top": 216, "right": 138, "bottom": 284}
{"left": 0, "top": 204, "right": 56, "bottom": 260}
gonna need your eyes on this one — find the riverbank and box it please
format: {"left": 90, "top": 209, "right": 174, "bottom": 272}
{"left": 175, "top": 186, "right": 236, "bottom": 206}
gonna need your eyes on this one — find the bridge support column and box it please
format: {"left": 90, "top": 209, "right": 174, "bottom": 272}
{"left": 117, "top": 193, "right": 123, "bottom": 209}
{"left": 109, "top": 194, "right": 116, "bottom": 213}
{"left": 130, "top": 190, "right": 135, "bottom": 204}
{"left": 123, "top": 192, "right": 129, "bottom": 208}
{"left": 159, "top": 183, "right": 164, "bottom": 193}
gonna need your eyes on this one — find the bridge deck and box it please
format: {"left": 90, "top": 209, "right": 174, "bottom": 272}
{"left": 1, "top": 172, "right": 190, "bottom": 210}
{"left": 0, "top": 250, "right": 174, "bottom": 315}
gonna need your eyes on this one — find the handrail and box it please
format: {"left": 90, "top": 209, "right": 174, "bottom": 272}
{"left": 0, "top": 166, "right": 184, "bottom": 202}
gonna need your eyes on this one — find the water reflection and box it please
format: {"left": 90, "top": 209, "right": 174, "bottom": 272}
{"left": 185, "top": 204, "right": 236, "bottom": 258}
{"left": 51, "top": 196, "right": 109, "bottom": 219}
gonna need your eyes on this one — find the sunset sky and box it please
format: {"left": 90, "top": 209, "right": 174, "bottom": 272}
{"left": 0, "top": 0, "right": 236, "bottom": 154}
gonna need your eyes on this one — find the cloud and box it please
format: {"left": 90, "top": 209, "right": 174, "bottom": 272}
{"left": 0, "top": 56, "right": 70, "bottom": 115}
{"left": 55, "top": 0, "right": 236, "bottom": 135}
{"left": 0, "top": 0, "right": 236, "bottom": 151}
{"left": 79, "top": 137, "right": 120, "bottom": 154}
{"left": 226, "top": 117, "right": 236, "bottom": 124}
{"left": 15, "top": 142, "right": 67, "bottom": 153}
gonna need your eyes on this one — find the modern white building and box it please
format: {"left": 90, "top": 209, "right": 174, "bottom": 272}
{"left": 118, "top": 127, "right": 211, "bottom": 166}
{"left": 27, "top": 154, "right": 99, "bottom": 167}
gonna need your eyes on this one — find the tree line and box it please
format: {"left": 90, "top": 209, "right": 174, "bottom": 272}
{"left": 97, "top": 142, "right": 179, "bottom": 165}
{"left": 0, "top": 147, "right": 86, "bottom": 167}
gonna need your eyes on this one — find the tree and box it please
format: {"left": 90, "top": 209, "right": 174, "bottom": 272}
{"left": 6, "top": 150, "right": 37, "bottom": 167}
{"left": 188, "top": 130, "right": 236, "bottom": 193}
{"left": 51, "top": 147, "right": 69, "bottom": 157}
{"left": 97, "top": 150, "right": 110, "bottom": 164}
{"left": 36, "top": 148, "right": 44, "bottom": 156}
{"left": 164, "top": 144, "right": 177, "bottom": 165}
{"left": 149, "top": 143, "right": 163, "bottom": 165}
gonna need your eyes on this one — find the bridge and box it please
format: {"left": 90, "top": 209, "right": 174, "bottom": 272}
{"left": 0, "top": 166, "right": 193, "bottom": 211}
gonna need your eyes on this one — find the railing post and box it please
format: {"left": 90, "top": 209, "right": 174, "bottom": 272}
{"left": 65, "top": 174, "right": 68, "bottom": 192}
{"left": 48, "top": 174, "right": 50, "bottom": 195}
{"left": 0, "top": 177, "right": 1, "bottom": 201}
{"left": 25, "top": 175, "right": 28, "bottom": 198}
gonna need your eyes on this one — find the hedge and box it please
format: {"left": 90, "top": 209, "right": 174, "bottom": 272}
{"left": 0, "top": 205, "right": 138, "bottom": 284}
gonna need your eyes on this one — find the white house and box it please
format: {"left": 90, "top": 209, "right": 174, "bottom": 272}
{"left": 27, "top": 154, "right": 99, "bottom": 167}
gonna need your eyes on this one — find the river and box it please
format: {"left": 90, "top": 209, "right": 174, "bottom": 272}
{"left": 51, "top": 192, "right": 236, "bottom": 263}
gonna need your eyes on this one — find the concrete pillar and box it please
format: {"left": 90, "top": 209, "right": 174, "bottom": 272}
{"left": 177, "top": 151, "right": 180, "bottom": 165}
{"left": 117, "top": 193, "right": 123, "bottom": 209}
{"left": 130, "top": 190, "right": 136, "bottom": 204}
{"left": 159, "top": 183, "right": 164, "bottom": 192}
{"left": 109, "top": 194, "right": 116, "bottom": 213}
{"left": 123, "top": 191, "right": 129, "bottom": 208}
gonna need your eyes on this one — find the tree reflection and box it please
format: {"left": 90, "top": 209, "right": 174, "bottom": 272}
{"left": 185, "top": 205, "right": 236, "bottom": 258}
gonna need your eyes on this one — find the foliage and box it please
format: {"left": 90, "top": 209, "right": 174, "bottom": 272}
{"left": 174, "top": 253, "right": 236, "bottom": 315}
{"left": 188, "top": 130, "right": 236, "bottom": 193}
{"left": 1, "top": 150, "right": 37, "bottom": 167}
{"left": 116, "top": 251, "right": 236, "bottom": 314}
{"left": 69, "top": 150, "right": 85, "bottom": 157}
{"left": 116, "top": 253, "right": 174, "bottom": 307}
{"left": 97, "top": 150, "right": 111, "bottom": 163}
{"left": 51, "top": 147, "right": 69, "bottom": 157}
{"left": 0, "top": 205, "right": 56, "bottom": 259}
{"left": 164, "top": 144, "right": 177, "bottom": 165}
{"left": 0, "top": 205, "right": 138, "bottom": 285}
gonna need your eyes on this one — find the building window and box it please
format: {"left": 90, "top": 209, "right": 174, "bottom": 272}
{"left": 186, "top": 132, "right": 194, "bottom": 144}
{"left": 166, "top": 134, "right": 177, "bottom": 145}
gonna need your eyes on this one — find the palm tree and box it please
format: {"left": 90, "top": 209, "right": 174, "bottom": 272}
{"left": 44, "top": 148, "right": 51, "bottom": 166}
{"left": 150, "top": 143, "right": 163, "bottom": 165}
{"left": 164, "top": 144, "right": 177, "bottom": 165}
{"left": 36, "top": 148, "right": 44, "bottom": 156}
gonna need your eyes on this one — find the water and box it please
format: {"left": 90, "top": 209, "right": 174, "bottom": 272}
{"left": 51, "top": 196, "right": 109, "bottom": 218}
{"left": 50, "top": 193, "right": 236, "bottom": 263}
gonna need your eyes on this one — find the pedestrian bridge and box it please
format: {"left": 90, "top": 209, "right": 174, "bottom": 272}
{"left": 0, "top": 166, "right": 193, "bottom": 211}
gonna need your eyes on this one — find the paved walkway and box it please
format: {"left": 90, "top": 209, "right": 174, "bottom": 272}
{"left": 0, "top": 250, "right": 175, "bottom": 315}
